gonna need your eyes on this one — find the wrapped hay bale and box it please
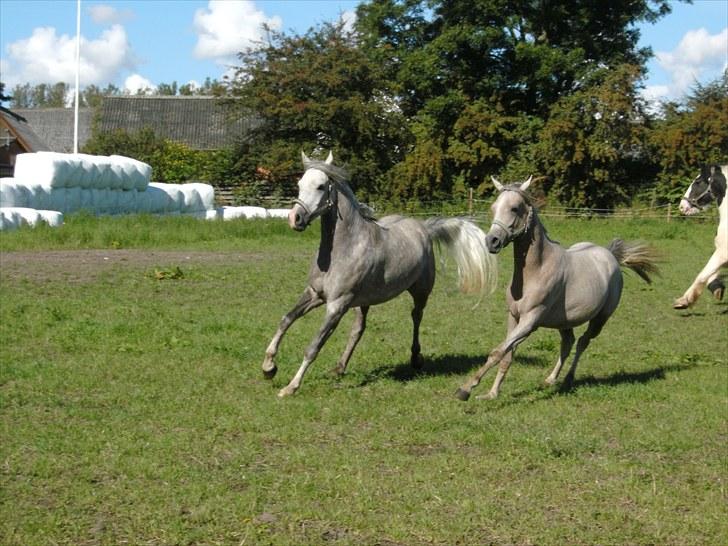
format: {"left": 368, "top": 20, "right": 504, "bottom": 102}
{"left": 267, "top": 208, "right": 291, "bottom": 219}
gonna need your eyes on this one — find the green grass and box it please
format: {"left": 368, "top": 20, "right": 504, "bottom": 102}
{"left": 1, "top": 214, "right": 726, "bottom": 545}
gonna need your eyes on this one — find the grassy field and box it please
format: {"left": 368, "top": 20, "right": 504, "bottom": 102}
{"left": 1, "top": 213, "right": 726, "bottom": 545}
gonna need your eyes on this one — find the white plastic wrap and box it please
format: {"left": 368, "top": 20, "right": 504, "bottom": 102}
{"left": 0, "top": 207, "right": 63, "bottom": 230}
{"left": 13, "top": 152, "right": 152, "bottom": 191}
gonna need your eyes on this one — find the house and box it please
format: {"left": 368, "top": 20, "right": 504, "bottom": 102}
{"left": 0, "top": 106, "right": 51, "bottom": 177}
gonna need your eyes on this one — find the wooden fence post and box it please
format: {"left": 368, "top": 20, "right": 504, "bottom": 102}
{"left": 667, "top": 203, "right": 671, "bottom": 222}
{"left": 468, "top": 188, "right": 473, "bottom": 216}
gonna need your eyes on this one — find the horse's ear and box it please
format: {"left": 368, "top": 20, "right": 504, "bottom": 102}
{"left": 520, "top": 175, "right": 533, "bottom": 191}
{"left": 325, "top": 151, "right": 334, "bottom": 165}
{"left": 301, "top": 150, "right": 310, "bottom": 165}
{"left": 491, "top": 176, "right": 504, "bottom": 192}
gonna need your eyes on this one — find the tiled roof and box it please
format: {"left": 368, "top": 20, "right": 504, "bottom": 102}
{"left": 13, "top": 107, "right": 92, "bottom": 153}
{"left": 96, "top": 96, "right": 255, "bottom": 150}
{"left": 14, "top": 96, "right": 255, "bottom": 153}
{"left": 1, "top": 107, "right": 55, "bottom": 152}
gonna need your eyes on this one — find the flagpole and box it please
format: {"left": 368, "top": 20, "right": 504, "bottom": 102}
{"left": 73, "top": 0, "right": 81, "bottom": 154}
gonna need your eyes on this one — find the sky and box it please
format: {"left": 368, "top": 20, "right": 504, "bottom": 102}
{"left": 0, "top": 0, "right": 726, "bottom": 107}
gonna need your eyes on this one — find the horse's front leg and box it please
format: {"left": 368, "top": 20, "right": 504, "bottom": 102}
{"left": 333, "top": 306, "right": 369, "bottom": 376}
{"left": 263, "top": 286, "right": 323, "bottom": 379}
{"left": 278, "top": 297, "right": 351, "bottom": 397}
{"left": 673, "top": 250, "right": 727, "bottom": 309}
{"left": 456, "top": 308, "right": 542, "bottom": 401}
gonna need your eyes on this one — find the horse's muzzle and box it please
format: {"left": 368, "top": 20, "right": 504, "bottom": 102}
{"left": 288, "top": 205, "right": 308, "bottom": 231}
{"left": 486, "top": 232, "right": 504, "bottom": 254}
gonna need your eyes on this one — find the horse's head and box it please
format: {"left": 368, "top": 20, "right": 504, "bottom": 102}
{"left": 485, "top": 175, "right": 534, "bottom": 254}
{"left": 679, "top": 165, "right": 726, "bottom": 216}
{"left": 289, "top": 151, "right": 337, "bottom": 231}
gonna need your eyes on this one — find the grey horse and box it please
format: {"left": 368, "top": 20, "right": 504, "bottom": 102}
{"left": 263, "top": 152, "right": 498, "bottom": 397}
{"left": 456, "top": 176, "right": 659, "bottom": 401}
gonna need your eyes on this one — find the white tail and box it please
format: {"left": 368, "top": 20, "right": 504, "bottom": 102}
{"left": 424, "top": 218, "right": 498, "bottom": 295}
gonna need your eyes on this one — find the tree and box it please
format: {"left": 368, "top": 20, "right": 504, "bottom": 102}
{"left": 649, "top": 70, "right": 728, "bottom": 203}
{"left": 227, "top": 20, "right": 411, "bottom": 200}
{"left": 355, "top": 0, "right": 674, "bottom": 203}
{"left": 534, "top": 64, "right": 653, "bottom": 208}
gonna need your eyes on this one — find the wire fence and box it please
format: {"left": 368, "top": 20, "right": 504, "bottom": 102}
{"left": 217, "top": 188, "right": 717, "bottom": 223}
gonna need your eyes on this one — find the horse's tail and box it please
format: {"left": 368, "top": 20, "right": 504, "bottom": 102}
{"left": 607, "top": 239, "right": 660, "bottom": 284}
{"left": 424, "top": 218, "right": 498, "bottom": 295}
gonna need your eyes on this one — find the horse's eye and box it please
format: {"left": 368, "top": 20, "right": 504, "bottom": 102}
{"left": 511, "top": 207, "right": 519, "bottom": 213}
{"left": 317, "top": 184, "right": 326, "bottom": 191}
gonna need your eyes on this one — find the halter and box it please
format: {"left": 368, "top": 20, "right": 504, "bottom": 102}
{"left": 686, "top": 169, "right": 726, "bottom": 209}
{"left": 491, "top": 204, "right": 533, "bottom": 242}
{"left": 294, "top": 178, "right": 337, "bottom": 220}
{"left": 685, "top": 180, "right": 715, "bottom": 209}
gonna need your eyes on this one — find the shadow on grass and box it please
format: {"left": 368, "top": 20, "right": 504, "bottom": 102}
{"left": 357, "top": 353, "right": 484, "bottom": 387}
{"left": 506, "top": 361, "right": 700, "bottom": 403}
{"left": 357, "top": 351, "right": 553, "bottom": 387}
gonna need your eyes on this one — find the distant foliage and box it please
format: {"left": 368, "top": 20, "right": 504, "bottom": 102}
{"left": 649, "top": 71, "right": 728, "bottom": 203}
{"left": 82, "top": 127, "right": 235, "bottom": 184}
{"left": 227, "top": 20, "right": 411, "bottom": 201}
{"left": 5, "top": 0, "right": 726, "bottom": 209}
{"left": 534, "top": 64, "right": 653, "bottom": 209}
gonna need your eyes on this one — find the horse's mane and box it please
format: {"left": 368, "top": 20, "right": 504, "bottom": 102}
{"left": 501, "top": 184, "right": 538, "bottom": 208}
{"left": 302, "top": 159, "right": 378, "bottom": 221}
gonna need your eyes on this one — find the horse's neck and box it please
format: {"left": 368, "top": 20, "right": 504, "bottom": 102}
{"left": 512, "top": 210, "right": 555, "bottom": 272}
{"left": 317, "top": 189, "right": 370, "bottom": 270}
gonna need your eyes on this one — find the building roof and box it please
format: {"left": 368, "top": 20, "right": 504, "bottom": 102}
{"left": 12, "top": 107, "right": 92, "bottom": 153}
{"left": 96, "top": 96, "right": 255, "bottom": 150}
{"left": 13, "top": 96, "right": 256, "bottom": 153}
{"left": 0, "top": 107, "right": 53, "bottom": 152}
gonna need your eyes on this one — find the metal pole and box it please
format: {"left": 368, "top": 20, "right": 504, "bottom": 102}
{"left": 73, "top": 0, "right": 81, "bottom": 154}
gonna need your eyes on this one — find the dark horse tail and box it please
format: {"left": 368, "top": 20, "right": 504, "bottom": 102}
{"left": 608, "top": 239, "right": 660, "bottom": 284}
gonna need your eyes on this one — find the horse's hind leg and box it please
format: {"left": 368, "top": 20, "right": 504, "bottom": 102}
{"left": 544, "top": 329, "right": 575, "bottom": 386}
{"left": 333, "top": 306, "right": 369, "bottom": 376}
{"left": 562, "top": 317, "right": 607, "bottom": 389}
{"left": 263, "top": 286, "right": 323, "bottom": 379}
{"left": 408, "top": 289, "right": 429, "bottom": 369}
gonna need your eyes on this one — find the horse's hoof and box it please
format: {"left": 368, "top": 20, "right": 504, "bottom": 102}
{"left": 708, "top": 279, "right": 725, "bottom": 301}
{"left": 475, "top": 392, "right": 498, "bottom": 401}
{"left": 455, "top": 388, "right": 470, "bottom": 402}
{"left": 277, "top": 386, "right": 296, "bottom": 398}
{"left": 672, "top": 298, "right": 690, "bottom": 310}
{"left": 331, "top": 365, "right": 345, "bottom": 377}
{"left": 262, "top": 366, "right": 278, "bottom": 380}
{"left": 411, "top": 353, "right": 424, "bottom": 369}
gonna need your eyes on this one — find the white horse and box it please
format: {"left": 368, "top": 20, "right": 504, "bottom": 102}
{"left": 262, "top": 152, "right": 497, "bottom": 397}
{"left": 673, "top": 164, "right": 727, "bottom": 309}
{"left": 456, "top": 176, "right": 659, "bottom": 401}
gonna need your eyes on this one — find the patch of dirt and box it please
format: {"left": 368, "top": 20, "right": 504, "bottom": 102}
{"left": 0, "top": 249, "right": 264, "bottom": 284}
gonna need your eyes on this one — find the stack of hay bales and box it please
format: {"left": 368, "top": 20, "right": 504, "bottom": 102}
{"left": 0, "top": 152, "right": 291, "bottom": 230}
{"left": 0, "top": 152, "right": 214, "bottom": 216}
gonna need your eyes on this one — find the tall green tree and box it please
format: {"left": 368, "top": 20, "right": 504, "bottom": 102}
{"left": 356, "top": 0, "right": 674, "bottom": 204}
{"left": 649, "top": 70, "right": 728, "bottom": 202}
{"left": 228, "top": 20, "right": 410, "bottom": 199}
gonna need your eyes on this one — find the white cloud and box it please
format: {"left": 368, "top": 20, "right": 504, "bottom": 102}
{"left": 655, "top": 27, "right": 728, "bottom": 98}
{"left": 124, "top": 74, "right": 155, "bottom": 94}
{"left": 193, "top": 0, "right": 281, "bottom": 63}
{"left": 341, "top": 10, "right": 357, "bottom": 33}
{"left": 88, "top": 4, "right": 133, "bottom": 25}
{"left": 3, "top": 24, "right": 137, "bottom": 88}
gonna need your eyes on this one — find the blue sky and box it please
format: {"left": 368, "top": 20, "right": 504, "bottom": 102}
{"left": 1, "top": 0, "right": 726, "bottom": 106}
